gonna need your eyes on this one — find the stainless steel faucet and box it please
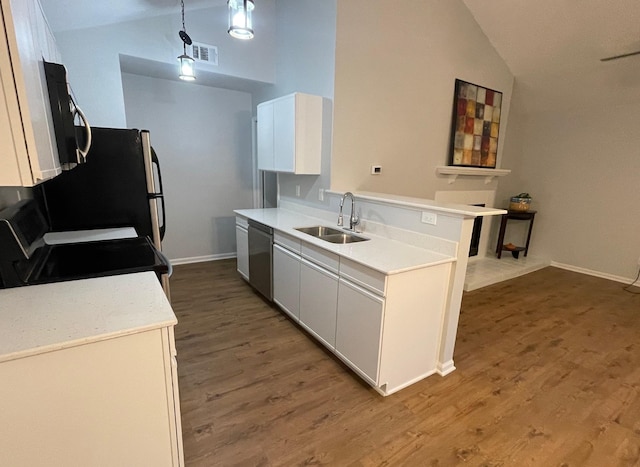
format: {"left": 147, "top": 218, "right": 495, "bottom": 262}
{"left": 337, "top": 192, "right": 360, "bottom": 230}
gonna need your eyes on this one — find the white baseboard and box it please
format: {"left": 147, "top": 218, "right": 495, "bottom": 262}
{"left": 170, "top": 253, "right": 236, "bottom": 266}
{"left": 436, "top": 360, "right": 456, "bottom": 376}
{"left": 550, "top": 261, "right": 636, "bottom": 285}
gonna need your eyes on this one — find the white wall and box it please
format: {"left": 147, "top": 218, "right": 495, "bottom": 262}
{"left": 54, "top": 4, "right": 276, "bottom": 127}
{"left": 498, "top": 94, "right": 640, "bottom": 281}
{"left": 252, "top": 0, "right": 337, "bottom": 207}
{"left": 122, "top": 73, "right": 254, "bottom": 262}
{"left": 331, "top": 0, "right": 514, "bottom": 199}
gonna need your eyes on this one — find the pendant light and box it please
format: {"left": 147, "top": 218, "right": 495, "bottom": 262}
{"left": 228, "top": 0, "right": 255, "bottom": 40}
{"left": 178, "top": 0, "right": 196, "bottom": 81}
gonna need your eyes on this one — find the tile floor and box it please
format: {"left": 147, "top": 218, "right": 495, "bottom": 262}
{"left": 464, "top": 253, "right": 550, "bottom": 291}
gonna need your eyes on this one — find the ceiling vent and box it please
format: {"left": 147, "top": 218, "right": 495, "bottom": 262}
{"left": 188, "top": 42, "right": 219, "bottom": 66}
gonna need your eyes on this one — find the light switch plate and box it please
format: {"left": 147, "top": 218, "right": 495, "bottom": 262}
{"left": 421, "top": 211, "right": 437, "bottom": 225}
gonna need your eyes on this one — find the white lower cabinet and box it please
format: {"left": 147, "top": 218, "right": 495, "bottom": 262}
{"left": 264, "top": 227, "right": 453, "bottom": 396}
{"left": 273, "top": 243, "right": 300, "bottom": 320}
{"left": 0, "top": 326, "right": 183, "bottom": 466}
{"left": 335, "top": 278, "right": 384, "bottom": 384}
{"left": 299, "top": 256, "right": 338, "bottom": 348}
{"left": 235, "top": 218, "right": 249, "bottom": 280}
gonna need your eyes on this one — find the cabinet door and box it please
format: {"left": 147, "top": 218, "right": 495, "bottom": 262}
{"left": 0, "top": 329, "right": 178, "bottom": 466}
{"left": 336, "top": 278, "right": 384, "bottom": 384}
{"left": 0, "top": 0, "right": 61, "bottom": 186}
{"left": 273, "top": 244, "right": 300, "bottom": 321}
{"left": 235, "top": 225, "right": 249, "bottom": 280}
{"left": 0, "top": 31, "right": 29, "bottom": 185}
{"left": 256, "top": 101, "right": 274, "bottom": 171}
{"left": 299, "top": 257, "right": 338, "bottom": 348}
{"left": 34, "top": 0, "right": 62, "bottom": 62}
{"left": 273, "top": 94, "right": 295, "bottom": 173}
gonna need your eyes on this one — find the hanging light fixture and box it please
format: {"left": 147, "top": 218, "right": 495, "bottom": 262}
{"left": 178, "top": 0, "right": 196, "bottom": 81}
{"left": 228, "top": 0, "right": 255, "bottom": 40}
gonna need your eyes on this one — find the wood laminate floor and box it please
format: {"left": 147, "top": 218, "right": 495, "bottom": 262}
{"left": 170, "top": 259, "right": 640, "bottom": 466}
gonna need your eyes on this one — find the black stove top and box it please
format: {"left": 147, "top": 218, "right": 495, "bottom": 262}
{"left": 0, "top": 200, "right": 168, "bottom": 289}
{"left": 31, "top": 236, "right": 168, "bottom": 285}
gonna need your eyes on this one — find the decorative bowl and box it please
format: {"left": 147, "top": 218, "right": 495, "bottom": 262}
{"left": 509, "top": 196, "right": 531, "bottom": 211}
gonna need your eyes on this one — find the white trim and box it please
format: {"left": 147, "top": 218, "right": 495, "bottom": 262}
{"left": 436, "top": 360, "right": 456, "bottom": 376}
{"left": 377, "top": 369, "right": 439, "bottom": 396}
{"left": 435, "top": 166, "right": 511, "bottom": 184}
{"left": 251, "top": 117, "right": 260, "bottom": 208}
{"left": 170, "top": 253, "right": 236, "bottom": 266}
{"left": 550, "top": 262, "right": 637, "bottom": 285}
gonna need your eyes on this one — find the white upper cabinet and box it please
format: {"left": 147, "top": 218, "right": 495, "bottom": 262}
{"left": 0, "top": 0, "right": 62, "bottom": 186}
{"left": 256, "top": 92, "right": 322, "bottom": 175}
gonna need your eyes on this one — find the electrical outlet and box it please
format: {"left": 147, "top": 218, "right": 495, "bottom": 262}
{"left": 295, "top": 185, "right": 300, "bottom": 197}
{"left": 371, "top": 165, "right": 382, "bottom": 175}
{"left": 421, "top": 211, "right": 437, "bottom": 225}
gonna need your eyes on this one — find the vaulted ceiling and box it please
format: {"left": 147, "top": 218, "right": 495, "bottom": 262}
{"left": 41, "top": 0, "right": 219, "bottom": 32}
{"left": 462, "top": 0, "right": 640, "bottom": 114}
{"left": 41, "top": 0, "right": 640, "bottom": 114}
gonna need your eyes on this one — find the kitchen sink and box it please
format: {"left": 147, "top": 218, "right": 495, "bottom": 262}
{"left": 295, "top": 225, "right": 369, "bottom": 244}
{"left": 295, "top": 226, "right": 344, "bottom": 237}
{"left": 319, "top": 233, "right": 368, "bottom": 244}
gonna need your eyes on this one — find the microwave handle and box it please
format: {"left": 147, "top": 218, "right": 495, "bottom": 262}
{"left": 71, "top": 96, "right": 92, "bottom": 162}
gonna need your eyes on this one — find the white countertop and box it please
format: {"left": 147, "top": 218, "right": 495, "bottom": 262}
{"left": 235, "top": 208, "right": 455, "bottom": 274}
{"left": 348, "top": 191, "right": 507, "bottom": 217}
{"left": 0, "top": 272, "right": 176, "bottom": 363}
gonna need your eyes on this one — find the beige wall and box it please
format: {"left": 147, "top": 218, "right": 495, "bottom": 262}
{"left": 498, "top": 92, "right": 640, "bottom": 280}
{"left": 331, "top": 0, "right": 514, "bottom": 198}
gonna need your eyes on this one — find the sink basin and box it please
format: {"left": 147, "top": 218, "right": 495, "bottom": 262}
{"left": 295, "top": 225, "right": 369, "bottom": 244}
{"left": 320, "top": 233, "right": 368, "bottom": 244}
{"left": 295, "top": 226, "right": 344, "bottom": 237}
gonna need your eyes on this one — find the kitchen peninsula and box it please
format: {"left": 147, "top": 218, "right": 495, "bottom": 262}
{"left": 0, "top": 272, "right": 183, "bottom": 466}
{"left": 236, "top": 192, "right": 505, "bottom": 395}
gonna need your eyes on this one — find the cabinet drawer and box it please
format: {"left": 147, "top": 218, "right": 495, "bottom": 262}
{"left": 301, "top": 242, "right": 339, "bottom": 274}
{"left": 339, "top": 258, "right": 386, "bottom": 296}
{"left": 274, "top": 230, "right": 301, "bottom": 254}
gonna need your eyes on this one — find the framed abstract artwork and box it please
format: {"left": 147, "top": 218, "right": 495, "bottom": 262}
{"left": 448, "top": 79, "right": 502, "bottom": 168}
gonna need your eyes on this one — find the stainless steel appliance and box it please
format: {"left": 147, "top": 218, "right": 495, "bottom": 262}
{"left": 33, "top": 127, "right": 170, "bottom": 294}
{"left": 248, "top": 219, "right": 273, "bottom": 300}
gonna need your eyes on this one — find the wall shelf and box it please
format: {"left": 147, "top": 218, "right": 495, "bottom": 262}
{"left": 435, "top": 166, "right": 511, "bottom": 184}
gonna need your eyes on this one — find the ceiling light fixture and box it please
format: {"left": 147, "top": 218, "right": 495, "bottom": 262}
{"left": 228, "top": 0, "right": 255, "bottom": 40}
{"left": 178, "top": 0, "right": 196, "bottom": 81}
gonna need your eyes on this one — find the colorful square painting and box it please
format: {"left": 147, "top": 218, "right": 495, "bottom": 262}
{"left": 448, "top": 79, "right": 502, "bottom": 168}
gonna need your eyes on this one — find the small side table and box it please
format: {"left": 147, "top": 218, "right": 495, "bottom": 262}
{"left": 496, "top": 210, "right": 537, "bottom": 259}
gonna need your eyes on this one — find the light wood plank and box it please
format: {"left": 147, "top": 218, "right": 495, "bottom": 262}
{"left": 171, "top": 260, "right": 640, "bottom": 466}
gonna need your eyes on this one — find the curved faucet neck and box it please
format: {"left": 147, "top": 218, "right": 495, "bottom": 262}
{"left": 338, "top": 192, "right": 359, "bottom": 230}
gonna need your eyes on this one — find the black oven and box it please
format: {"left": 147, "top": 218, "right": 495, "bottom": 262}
{"left": 0, "top": 200, "right": 168, "bottom": 289}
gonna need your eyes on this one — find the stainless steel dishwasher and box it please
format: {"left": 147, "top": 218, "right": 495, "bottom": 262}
{"left": 248, "top": 219, "right": 273, "bottom": 301}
